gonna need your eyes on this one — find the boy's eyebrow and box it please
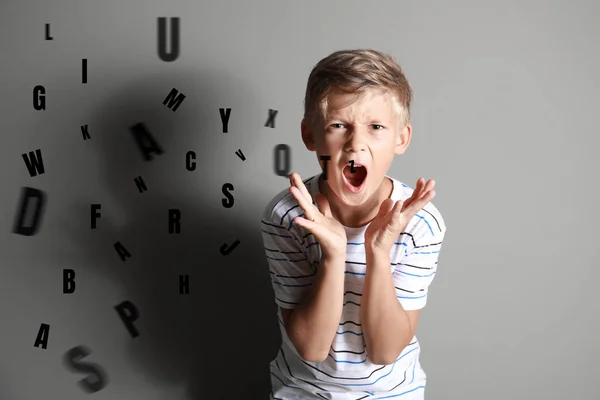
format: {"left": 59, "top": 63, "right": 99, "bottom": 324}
{"left": 325, "top": 116, "right": 390, "bottom": 123}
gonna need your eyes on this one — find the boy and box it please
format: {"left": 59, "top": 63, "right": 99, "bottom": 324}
{"left": 261, "top": 49, "right": 447, "bottom": 399}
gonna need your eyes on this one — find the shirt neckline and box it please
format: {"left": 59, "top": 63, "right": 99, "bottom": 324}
{"left": 308, "top": 172, "right": 399, "bottom": 232}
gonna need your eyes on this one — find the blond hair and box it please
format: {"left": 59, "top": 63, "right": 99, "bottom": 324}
{"left": 303, "top": 49, "right": 413, "bottom": 133}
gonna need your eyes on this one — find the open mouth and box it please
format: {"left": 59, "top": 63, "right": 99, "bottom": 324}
{"left": 342, "top": 163, "right": 367, "bottom": 192}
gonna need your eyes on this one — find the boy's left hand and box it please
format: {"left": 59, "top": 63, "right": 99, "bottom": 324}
{"left": 365, "top": 177, "right": 436, "bottom": 256}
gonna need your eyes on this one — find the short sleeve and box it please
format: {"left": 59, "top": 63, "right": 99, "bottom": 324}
{"left": 393, "top": 205, "right": 447, "bottom": 311}
{"left": 261, "top": 203, "right": 317, "bottom": 309}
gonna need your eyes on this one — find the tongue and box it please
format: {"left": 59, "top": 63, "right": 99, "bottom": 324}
{"left": 343, "top": 165, "right": 367, "bottom": 187}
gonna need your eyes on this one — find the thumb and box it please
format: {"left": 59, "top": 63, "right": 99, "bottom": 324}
{"left": 378, "top": 199, "right": 394, "bottom": 217}
{"left": 292, "top": 215, "right": 327, "bottom": 242}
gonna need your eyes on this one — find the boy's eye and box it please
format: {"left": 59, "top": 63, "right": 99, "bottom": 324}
{"left": 330, "top": 124, "right": 384, "bottom": 129}
{"left": 330, "top": 123, "right": 384, "bottom": 129}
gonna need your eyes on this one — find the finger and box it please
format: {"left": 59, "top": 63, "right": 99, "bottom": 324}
{"left": 292, "top": 215, "right": 321, "bottom": 234}
{"left": 415, "top": 177, "right": 425, "bottom": 194}
{"left": 408, "top": 179, "right": 421, "bottom": 201}
{"left": 390, "top": 199, "right": 404, "bottom": 229}
{"left": 417, "top": 181, "right": 435, "bottom": 203}
{"left": 405, "top": 189, "right": 436, "bottom": 216}
{"left": 290, "top": 172, "right": 313, "bottom": 205}
{"left": 289, "top": 172, "right": 318, "bottom": 218}
{"left": 291, "top": 215, "right": 311, "bottom": 230}
{"left": 411, "top": 179, "right": 433, "bottom": 204}
{"left": 378, "top": 199, "right": 394, "bottom": 218}
{"left": 419, "top": 178, "right": 432, "bottom": 196}
{"left": 422, "top": 179, "right": 435, "bottom": 196}
{"left": 405, "top": 178, "right": 425, "bottom": 210}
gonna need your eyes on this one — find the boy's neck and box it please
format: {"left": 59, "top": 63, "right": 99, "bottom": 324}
{"left": 318, "top": 175, "right": 393, "bottom": 229}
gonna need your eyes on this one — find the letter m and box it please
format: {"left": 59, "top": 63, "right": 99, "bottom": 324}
{"left": 163, "top": 88, "right": 186, "bottom": 112}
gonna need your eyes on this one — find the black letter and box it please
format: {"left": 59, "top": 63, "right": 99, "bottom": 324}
{"left": 91, "top": 204, "right": 101, "bottom": 229}
{"left": 82, "top": 58, "right": 87, "bottom": 84}
{"left": 22, "top": 149, "right": 45, "bottom": 177}
{"left": 81, "top": 125, "right": 91, "bottom": 140}
{"left": 45, "top": 23, "right": 53, "bottom": 40}
{"left": 265, "top": 109, "right": 278, "bottom": 128}
{"left": 12, "top": 187, "right": 46, "bottom": 236}
{"left": 220, "top": 239, "right": 240, "bottom": 255}
{"left": 235, "top": 149, "right": 245, "bottom": 161}
{"left": 320, "top": 155, "right": 331, "bottom": 180}
{"left": 163, "top": 88, "right": 186, "bottom": 111}
{"left": 274, "top": 144, "right": 290, "bottom": 176}
{"left": 33, "top": 85, "right": 45, "bottom": 110}
{"left": 134, "top": 176, "right": 147, "bottom": 193}
{"left": 180, "top": 274, "right": 189, "bottom": 294}
{"left": 349, "top": 160, "right": 355, "bottom": 173}
{"left": 186, "top": 151, "right": 196, "bottom": 171}
{"left": 220, "top": 108, "right": 231, "bottom": 133}
{"left": 157, "top": 17, "right": 179, "bottom": 62}
{"left": 222, "top": 183, "right": 234, "bottom": 208}
{"left": 129, "top": 122, "right": 164, "bottom": 161}
{"left": 169, "top": 209, "right": 181, "bottom": 233}
{"left": 63, "top": 269, "right": 75, "bottom": 293}
{"left": 114, "top": 301, "right": 140, "bottom": 338}
{"left": 63, "top": 345, "right": 108, "bottom": 393}
{"left": 33, "top": 323, "right": 50, "bottom": 349}
{"left": 114, "top": 241, "right": 131, "bottom": 262}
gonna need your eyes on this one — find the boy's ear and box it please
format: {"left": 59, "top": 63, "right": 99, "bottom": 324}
{"left": 394, "top": 123, "right": 412, "bottom": 155}
{"left": 301, "top": 118, "right": 317, "bottom": 151}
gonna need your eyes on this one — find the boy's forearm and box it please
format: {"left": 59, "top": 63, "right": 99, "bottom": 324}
{"left": 288, "top": 255, "right": 345, "bottom": 362}
{"left": 361, "top": 250, "right": 412, "bottom": 365}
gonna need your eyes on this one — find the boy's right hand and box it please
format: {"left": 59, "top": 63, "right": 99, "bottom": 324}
{"left": 288, "top": 172, "right": 347, "bottom": 262}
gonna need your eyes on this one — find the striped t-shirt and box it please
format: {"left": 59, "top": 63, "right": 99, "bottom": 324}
{"left": 261, "top": 172, "right": 447, "bottom": 400}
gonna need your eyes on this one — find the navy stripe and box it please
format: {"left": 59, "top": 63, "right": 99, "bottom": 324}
{"left": 272, "top": 280, "right": 312, "bottom": 288}
{"left": 274, "top": 348, "right": 328, "bottom": 393}
{"left": 395, "top": 261, "right": 437, "bottom": 270}
{"left": 275, "top": 290, "right": 426, "bottom": 304}
{"left": 261, "top": 219, "right": 287, "bottom": 230}
{"left": 279, "top": 203, "right": 302, "bottom": 228}
{"left": 275, "top": 297, "right": 298, "bottom": 305}
{"left": 261, "top": 228, "right": 294, "bottom": 239}
{"left": 399, "top": 231, "right": 443, "bottom": 248}
{"left": 265, "top": 246, "right": 303, "bottom": 254}
{"left": 278, "top": 347, "right": 332, "bottom": 398}
{"left": 270, "top": 270, "right": 317, "bottom": 279}
{"left": 266, "top": 255, "right": 308, "bottom": 262}
{"left": 421, "top": 207, "right": 442, "bottom": 232}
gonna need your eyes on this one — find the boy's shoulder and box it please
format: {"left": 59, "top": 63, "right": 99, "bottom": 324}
{"left": 261, "top": 174, "right": 319, "bottom": 227}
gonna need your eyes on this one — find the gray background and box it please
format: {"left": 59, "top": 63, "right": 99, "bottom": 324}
{"left": 1, "top": 0, "right": 599, "bottom": 399}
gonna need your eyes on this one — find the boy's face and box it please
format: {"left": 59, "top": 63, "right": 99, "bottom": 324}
{"left": 301, "top": 88, "right": 411, "bottom": 208}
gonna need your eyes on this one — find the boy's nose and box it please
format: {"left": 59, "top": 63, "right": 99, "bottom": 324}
{"left": 343, "top": 129, "right": 368, "bottom": 152}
